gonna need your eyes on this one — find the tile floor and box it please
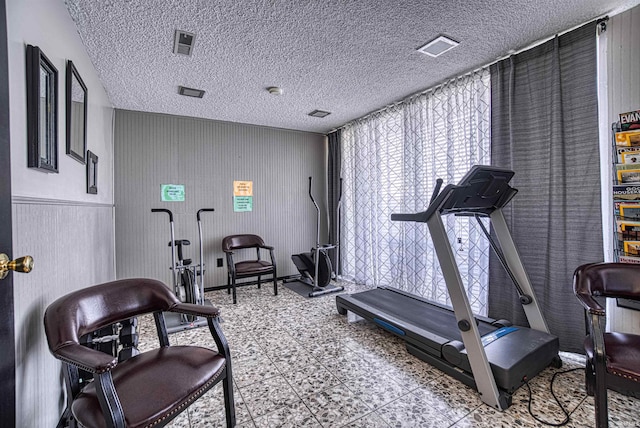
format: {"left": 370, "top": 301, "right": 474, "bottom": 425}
{"left": 136, "top": 280, "right": 639, "bottom": 428}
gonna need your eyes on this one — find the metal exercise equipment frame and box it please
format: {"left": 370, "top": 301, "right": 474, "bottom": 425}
{"left": 392, "top": 166, "right": 552, "bottom": 409}
{"left": 284, "top": 176, "right": 344, "bottom": 297}
{"left": 337, "top": 165, "right": 559, "bottom": 411}
{"left": 151, "top": 208, "right": 215, "bottom": 333}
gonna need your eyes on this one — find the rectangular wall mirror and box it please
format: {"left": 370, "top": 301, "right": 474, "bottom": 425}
{"left": 26, "top": 44, "right": 58, "bottom": 172}
{"left": 66, "top": 60, "right": 87, "bottom": 164}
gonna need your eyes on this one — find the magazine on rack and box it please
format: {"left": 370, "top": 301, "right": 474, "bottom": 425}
{"left": 623, "top": 241, "right": 640, "bottom": 256}
{"left": 616, "top": 147, "right": 640, "bottom": 163}
{"left": 617, "top": 169, "right": 640, "bottom": 184}
{"left": 619, "top": 203, "right": 640, "bottom": 220}
{"left": 616, "top": 220, "right": 640, "bottom": 241}
{"left": 622, "top": 151, "right": 640, "bottom": 164}
{"left": 619, "top": 255, "right": 640, "bottom": 264}
{"left": 615, "top": 130, "right": 640, "bottom": 146}
{"left": 620, "top": 110, "right": 640, "bottom": 131}
{"left": 615, "top": 200, "right": 640, "bottom": 217}
{"left": 613, "top": 184, "right": 640, "bottom": 201}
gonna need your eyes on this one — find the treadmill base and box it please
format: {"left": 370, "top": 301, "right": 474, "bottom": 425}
{"left": 337, "top": 287, "right": 560, "bottom": 408}
{"left": 406, "top": 342, "right": 512, "bottom": 410}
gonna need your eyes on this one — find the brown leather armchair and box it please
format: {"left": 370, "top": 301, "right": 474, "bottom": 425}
{"left": 573, "top": 262, "right": 640, "bottom": 428}
{"left": 44, "top": 278, "right": 235, "bottom": 428}
{"left": 222, "top": 234, "right": 277, "bottom": 304}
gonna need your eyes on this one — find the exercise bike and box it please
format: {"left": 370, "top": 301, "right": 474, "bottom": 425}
{"left": 151, "top": 208, "right": 215, "bottom": 333}
{"left": 285, "top": 177, "right": 344, "bottom": 297}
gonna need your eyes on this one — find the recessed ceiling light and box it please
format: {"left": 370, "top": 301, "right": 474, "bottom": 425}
{"left": 308, "top": 109, "right": 331, "bottom": 118}
{"left": 267, "top": 86, "right": 283, "bottom": 95}
{"left": 417, "top": 35, "right": 459, "bottom": 57}
{"left": 178, "top": 86, "right": 205, "bottom": 98}
{"left": 174, "top": 30, "right": 196, "bottom": 56}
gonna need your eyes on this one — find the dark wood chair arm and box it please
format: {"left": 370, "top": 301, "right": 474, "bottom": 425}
{"left": 167, "top": 304, "right": 230, "bottom": 360}
{"left": 168, "top": 302, "right": 221, "bottom": 318}
{"left": 225, "top": 252, "right": 236, "bottom": 274}
{"left": 575, "top": 292, "right": 606, "bottom": 316}
{"left": 206, "top": 317, "right": 232, "bottom": 361}
{"left": 260, "top": 245, "right": 275, "bottom": 251}
{"left": 94, "top": 371, "right": 125, "bottom": 428}
{"left": 268, "top": 248, "right": 277, "bottom": 268}
{"left": 54, "top": 343, "right": 118, "bottom": 374}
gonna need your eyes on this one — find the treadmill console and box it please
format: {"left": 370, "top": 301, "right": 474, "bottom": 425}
{"left": 391, "top": 165, "right": 519, "bottom": 222}
{"left": 443, "top": 165, "right": 518, "bottom": 216}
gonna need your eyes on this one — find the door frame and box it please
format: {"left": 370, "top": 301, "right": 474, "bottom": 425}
{"left": 0, "top": 0, "right": 16, "bottom": 424}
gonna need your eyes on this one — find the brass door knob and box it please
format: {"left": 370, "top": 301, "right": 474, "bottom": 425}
{"left": 0, "top": 253, "right": 34, "bottom": 279}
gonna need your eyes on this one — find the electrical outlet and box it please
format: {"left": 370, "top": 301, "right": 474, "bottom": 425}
{"left": 217, "top": 258, "right": 223, "bottom": 267}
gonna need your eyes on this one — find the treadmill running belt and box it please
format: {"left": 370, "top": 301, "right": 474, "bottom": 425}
{"left": 348, "top": 288, "right": 496, "bottom": 343}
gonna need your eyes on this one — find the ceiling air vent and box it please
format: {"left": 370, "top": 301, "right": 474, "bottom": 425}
{"left": 178, "top": 86, "right": 205, "bottom": 98}
{"left": 308, "top": 109, "right": 331, "bottom": 118}
{"left": 417, "top": 35, "right": 459, "bottom": 57}
{"left": 174, "top": 30, "right": 196, "bottom": 56}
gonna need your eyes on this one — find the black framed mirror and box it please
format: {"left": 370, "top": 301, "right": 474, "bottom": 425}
{"left": 26, "top": 44, "right": 58, "bottom": 173}
{"left": 86, "top": 150, "right": 98, "bottom": 194}
{"left": 65, "top": 61, "right": 87, "bottom": 164}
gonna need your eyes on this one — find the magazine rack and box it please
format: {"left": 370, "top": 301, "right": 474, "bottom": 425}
{"left": 611, "top": 121, "right": 640, "bottom": 265}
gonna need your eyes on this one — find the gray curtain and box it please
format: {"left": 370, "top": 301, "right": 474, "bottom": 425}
{"left": 328, "top": 130, "right": 342, "bottom": 272}
{"left": 488, "top": 21, "right": 602, "bottom": 352}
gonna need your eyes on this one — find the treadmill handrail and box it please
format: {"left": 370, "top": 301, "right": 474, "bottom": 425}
{"left": 389, "top": 166, "right": 550, "bottom": 333}
{"left": 386, "top": 165, "right": 554, "bottom": 410}
{"left": 391, "top": 184, "right": 460, "bottom": 223}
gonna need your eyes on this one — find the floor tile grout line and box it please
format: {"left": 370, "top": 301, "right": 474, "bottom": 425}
{"left": 244, "top": 287, "right": 380, "bottom": 427}
{"left": 242, "top": 290, "right": 360, "bottom": 426}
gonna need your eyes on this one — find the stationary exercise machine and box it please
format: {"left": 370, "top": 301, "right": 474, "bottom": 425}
{"left": 77, "top": 317, "right": 139, "bottom": 384}
{"left": 152, "top": 208, "right": 215, "bottom": 333}
{"left": 336, "top": 165, "right": 560, "bottom": 410}
{"left": 285, "top": 177, "right": 344, "bottom": 297}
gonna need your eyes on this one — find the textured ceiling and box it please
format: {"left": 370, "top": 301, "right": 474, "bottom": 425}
{"left": 64, "top": 0, "right": 640, "bottom": 134}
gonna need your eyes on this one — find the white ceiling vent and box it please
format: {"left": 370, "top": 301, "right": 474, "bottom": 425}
{"left": 417, "top": 35, "right": 459, "bottom": 57}
{"left": 174, "top": 30, "right": 196, "bottom": 56}
{"left": 308, "top": 109, "right": 331, "bottom": 118}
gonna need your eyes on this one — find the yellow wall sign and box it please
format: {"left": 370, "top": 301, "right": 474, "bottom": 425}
{"left": 233, "top": 181, "right": 253, "bottom": 212}
{"left": 233, "top": 181, "right": 253, "bottom": 196}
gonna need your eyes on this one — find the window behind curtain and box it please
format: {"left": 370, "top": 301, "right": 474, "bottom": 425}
{"left": 340, "top": 68, "right": 492, "bottom": 314}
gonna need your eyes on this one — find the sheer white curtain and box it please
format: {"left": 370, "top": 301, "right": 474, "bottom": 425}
{"left": 340, "top": 69, "right": 492, "bottom": 314}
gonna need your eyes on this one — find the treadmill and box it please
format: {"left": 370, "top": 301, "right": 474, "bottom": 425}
{"left": 336, "top": 165, "right": 560, "bottom": 410}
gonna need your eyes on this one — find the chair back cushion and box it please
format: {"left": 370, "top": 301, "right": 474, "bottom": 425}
{"left": 222, "top": 234, "right": 265, "bottom": 251}
{"left": 574, "top": 262, "right": 640, "bottom": 301}
{"left": 44, "top": 278, "right": 180, "bottom": 353}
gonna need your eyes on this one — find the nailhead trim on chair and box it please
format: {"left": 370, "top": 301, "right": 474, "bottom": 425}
{"left": 56, "top": 352, "right": 117, "bottom": 374}
{"left": 76, "top": 358, "right": 228, "bottom": 427}
{"left": 610, "top": 369, "right": 640, "bottom": 383}
{"left": 145, "top": 364, "right": 227, "bottom": 427}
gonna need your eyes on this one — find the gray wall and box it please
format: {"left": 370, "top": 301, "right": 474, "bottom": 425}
{"left": 607, "top": 7, "right": 640, "bottom": 120}
{"left": 607, "top": 5, "right": 640, "bottom": 334}
{"left": 12, "top": 200, "right": 115, "bottom": 427}
{"left": 114, "top": 110, "right": 328, "bottom": 288}
{"left": 8, "top": 0, "right": 116, "bottom": 425}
